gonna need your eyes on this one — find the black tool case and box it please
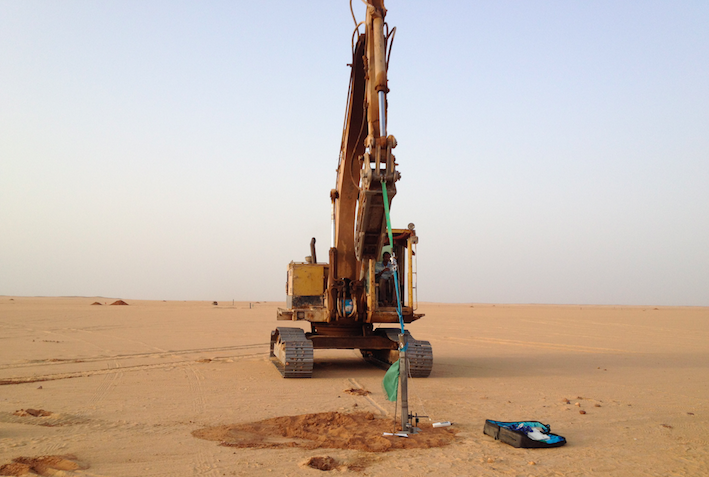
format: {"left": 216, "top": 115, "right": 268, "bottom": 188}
{"left": 483, "top": 419, "right": 567, "bottom": 448}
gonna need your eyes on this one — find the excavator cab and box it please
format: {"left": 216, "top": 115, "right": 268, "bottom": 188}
{"left": 363, "top": 227, "right": 418, "bottom": 312}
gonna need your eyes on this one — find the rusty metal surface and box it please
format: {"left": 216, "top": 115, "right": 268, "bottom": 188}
{"left": 276, "top": 306, "right": 422, "bottom": 324}
{"left": 354, "top": 182, "right": 396, "bottom": 260}
{"left": 306, "top": 334, "right": 396, "bottom": 350}
{"left": 287, "top": 295, "right": 323, "bottom": 308}
{"left": 368, "top": 309, "right": 423, "bottom": 324}
{"left": 333, "top": 35, "right": 367, "bottom": 284}
{"left": 276, "top": 308, "right": 294, "bottom": 321}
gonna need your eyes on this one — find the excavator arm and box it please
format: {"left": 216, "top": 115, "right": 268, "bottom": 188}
{"left": 328, "top": 0, "right": 399, "bottom": 319}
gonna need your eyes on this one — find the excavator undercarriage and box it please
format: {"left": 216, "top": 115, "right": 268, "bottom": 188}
{"left": 270, "top": 326, "right": 432, "bottom": 379}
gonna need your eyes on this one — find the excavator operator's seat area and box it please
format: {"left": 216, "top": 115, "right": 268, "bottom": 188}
{"left": 378, "top": 276, "right": 394, "bottom": 307}
{"left": 372, "top": 243, "right": 406, "bottom": 309}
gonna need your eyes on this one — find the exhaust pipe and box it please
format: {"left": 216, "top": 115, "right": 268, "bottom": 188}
{"left": 310, "top": 237, "right": 317, "bottom": 264}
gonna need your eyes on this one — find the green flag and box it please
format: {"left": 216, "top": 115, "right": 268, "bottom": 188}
{"left": 383, "top": 359, "right": 400, "bottom": 402}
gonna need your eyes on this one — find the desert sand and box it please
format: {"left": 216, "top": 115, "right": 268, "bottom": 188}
{"left": 1, "top": 296, "right": 707, "bottom": 476}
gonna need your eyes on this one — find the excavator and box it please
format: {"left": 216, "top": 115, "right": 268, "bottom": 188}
{"left": 270, "top": 0, "right": 432, "bottom": 379}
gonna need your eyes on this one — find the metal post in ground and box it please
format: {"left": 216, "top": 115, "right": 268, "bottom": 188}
{"left": 399, "top": 333, "right": 409, "bottom": 432}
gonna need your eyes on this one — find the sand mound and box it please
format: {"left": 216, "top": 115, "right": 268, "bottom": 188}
{"left": 304, "top": 456, "right": 337, "bottom": 471}
{"left": 110, "top": 300, "right": 128, "bottom": 306}
{"left": 0, "top": 463, "right": 30, "bottom": 476}
{"left": 299, "top": 455, "right": 371, "bottom": 472}
{"left": 192, "top": 411, "right": 456, "bottom": 453}
{"left": 90, "top": 302, "right": 102, "bottom": 306}
{"left": 344, "top": 388, "right": 371, "bottom": 396}
{"left": 0, "top": 454, "right": 84, "bottom": 476}
{"left": 13, "top": 409, "right": 52, "bottom": 417}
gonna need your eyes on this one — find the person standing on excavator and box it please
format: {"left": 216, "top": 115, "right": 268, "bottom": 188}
{"left": 375, "top": 252, "right": 394, "bottom": 306}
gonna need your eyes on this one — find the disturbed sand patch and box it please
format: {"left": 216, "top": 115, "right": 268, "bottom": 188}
{"left": 1, "top": 411, "right": 88, "bottom": 427}
{"left": 13, "top": 409, "right": 52, "bottom": 417}
{"left": 0, "top": 454, "right": 86, "bottom": 476}
{"left": 302, "top": 456, "right": 336, "bottom": 471}
{"left": 343, "top": 388, "right": 371, "bottom": 396}
{"left": 299, "top": 454, "right": 374, "bottom": 472}
{"left": 192, "top": 411, "right": 456, "bottom": 453}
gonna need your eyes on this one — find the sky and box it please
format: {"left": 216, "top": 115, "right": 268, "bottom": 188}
{"left": 1, "top": 1, "right": 708, "bottom": 306}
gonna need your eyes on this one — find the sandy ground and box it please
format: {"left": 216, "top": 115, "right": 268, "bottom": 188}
{"left": 1, "top": 297, "right": 708, "bottom": 476}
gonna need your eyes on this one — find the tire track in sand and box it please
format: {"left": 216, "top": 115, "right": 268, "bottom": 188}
{"left": 347, "top": 377, "right": 388, "bottom": 415}
{"left": 1, "top": 350, "right": 267, "bottom": 386}
{"left": 437, "top": 335, "right": 632, "bottom": 354}
{"left": 193, "top": 448, "right": 221, "bottom": 477}
{"left": 185, "top": 365, "right": 207, "bottom": 415}
{"left": 185, "top": 366, "right": 221, "bottom": 477}
{"left": 0, "top": 343, "right": 270, "bottom": 371}
{"left": 89, "top": 360, "right": 123, "bottom": 407}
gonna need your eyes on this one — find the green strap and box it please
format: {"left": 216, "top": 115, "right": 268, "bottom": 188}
{"left": 381, "top": 181, "right": 395, "bottom": 254}
{"left": 381, "top": 181, "right": 405, "bottom": 335}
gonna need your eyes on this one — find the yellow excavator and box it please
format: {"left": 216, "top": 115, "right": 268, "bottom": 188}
{"left": 270, "top": 0, "right": 432, "bottom": 378}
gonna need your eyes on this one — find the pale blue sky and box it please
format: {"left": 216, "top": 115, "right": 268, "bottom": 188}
{"left": 1, "top": 1, "right": 707, "bottom": 305}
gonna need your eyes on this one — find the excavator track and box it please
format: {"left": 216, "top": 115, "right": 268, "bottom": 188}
{"left": 406, "top": 339, "right": 433, "bottom": 378}
{"left": 269, "top": 327, "right": 313, "bottom": 378}
{"left": 360, "top": 328, "right": 433, "bottom": 378}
